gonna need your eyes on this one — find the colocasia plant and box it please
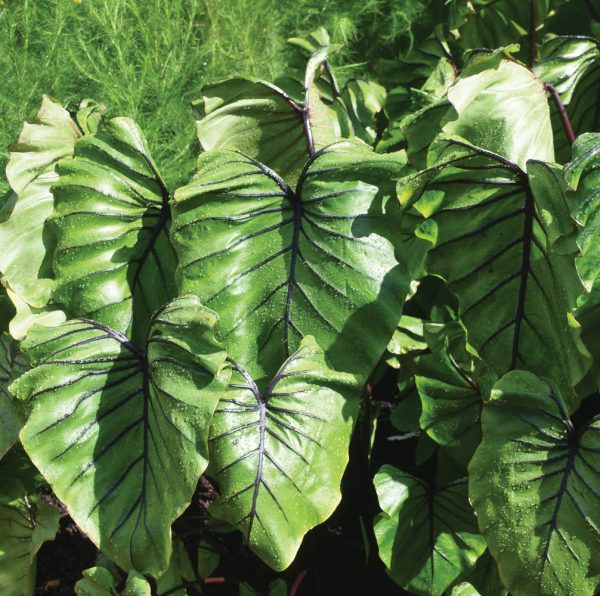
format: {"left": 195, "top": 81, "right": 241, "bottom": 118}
{"left": 1, "top": 1, "right": 600, "bottom": 595}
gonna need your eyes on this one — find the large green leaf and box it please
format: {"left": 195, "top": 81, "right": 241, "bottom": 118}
{"left": 535, "top": 37, "right": 600, "bottom": 161}
{"left": 207, "top": 336, "right": 360, "bottom": 571}
{"left": 173, "top": 141, "right": 408, "bottom": 382}
{"left": 12, "top": 296, "right": 229, "bottom": 576}
{"left": 0, "top": 96, "right": 81, "bottom": 338}
{"left": 390, "top": 51, "right": 554, "bottom": 172}
{"left": 469, "top": 371, "right": 600, "bottom": 595}
{"left": 195, "top": 46, "right": 343, "bottom": 184}
{"left": 0, "top": 485, "right": 60, "bottom": 596}
{"left": 373, "top": 465, "right": 486, "bottom": 595}
{"left": 402, "top": 138, "right": 588, "bottom": 404}
{"left": 443, "top": 52, "right": 555, "bottom": 169}
{"left": 50, "top": 117, "right": 177, "bottom": 345}
{"left": 0, "top": 333, "right": 27, "bottom": 460}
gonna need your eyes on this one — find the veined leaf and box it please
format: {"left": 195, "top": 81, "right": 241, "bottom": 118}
{"left": 373, "top": 465, "right": 486, "bottom": 595}
{"left": 195, "top": 46, "right": 343, "bottom": 185}
{"left": 391, "top": 51, "right": 553, "bottom": 171}
{"left": 50, "top": 117, "right": 177, "bottom": 345}
{"left": 469, "top": 371, "right": 600, "bottom": 595}
{"left": 173, "top": 141, "right": 408, "bottom": 382}
{"left": 0, "top": 487, "right": 60, "bottom": 596}
{"left": 402, "top": 138, "right": 588, "bottom": 405}
{"left": 0, "top": 96, "right": 80, "bottom": 338}
{"left": 535, "top": 37, "right": 600, "bottom": 161}
{"left": 0, "top": 333, "right": 27, "bottom": 460}
{"left": 207, "top": 336, "right": 360, "bottom": 571}
{"left": 13, "top": 296, "right": 229, "bottom": 576}
{"left": 416, "top": 348, "right": 483, "bottom": 467}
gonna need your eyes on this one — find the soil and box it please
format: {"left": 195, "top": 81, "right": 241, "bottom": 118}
{"left": 35, "top": 513, "right": 97, "bottom": 595}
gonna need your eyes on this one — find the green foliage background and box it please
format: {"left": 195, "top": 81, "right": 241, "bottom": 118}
{"left": 0, "top": 0, "right": 432, "bottom": 191}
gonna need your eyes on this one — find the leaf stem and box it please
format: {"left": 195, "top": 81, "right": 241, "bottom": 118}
{"left": 301, "top": 105, "right": 316, "bottom": 158}
{"left": 545, "top": 83, "right": 576, "bottom": 146}
{"left": 290, "top": 570, "right": 308, "bottom": 596}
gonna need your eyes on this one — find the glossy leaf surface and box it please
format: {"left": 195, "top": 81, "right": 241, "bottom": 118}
{"left": 416, "top": 348, "right": 482, "bottom": 466}
{"left": 207, "top": 336, "right": 360, "bottom": 571}
{"left": 13, "top": 297, "right": 229, "bottom": 576}
{"left": 173, "top": 142, "right": 408, "bottom": 382}
{"left": 51, "top": 117, "right": 177, "bottom": 344}
{"left": 535, "top": 37, "right": 600, "bottom": 160}
{"left": 373, "top": 465, "right": 486, "bottom": 595}
{"left": 403, "top": 138, "right": 587, "bottom": 403}
{"left": 195, "top": 45, "right": 342, "bottom": 185}
{"left": 444, "top": 53, "right": 554, "bottom": 169}
{"left": 470, "top": 371, "right": 600, "bottom": 595}
{"left": 565, "top": 133, "right": 600, "bottom": 308}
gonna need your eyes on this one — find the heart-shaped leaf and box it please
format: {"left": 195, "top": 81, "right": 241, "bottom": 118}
{"left": 469, "top": 370, "right": 600, "bottom": 595}
{"left": 373, "top": 465, "right": 486, "bottom": 595}
{"left": 13, "top": 296, "right": 229, "bottom": 576}
{"left": 195, "top": 45, "right": 343, "bottom": 185}
{"left": 50, "top": 117, "right": 177, "bottom": 345}
{"left": 207, "top": 335, "right": 360, "bottom": 571}
{"left": 172, "top": 141, "right": 408, "bottom": 382}
{"left": 402, "top": 137, "right": 588, "bottom": 404}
